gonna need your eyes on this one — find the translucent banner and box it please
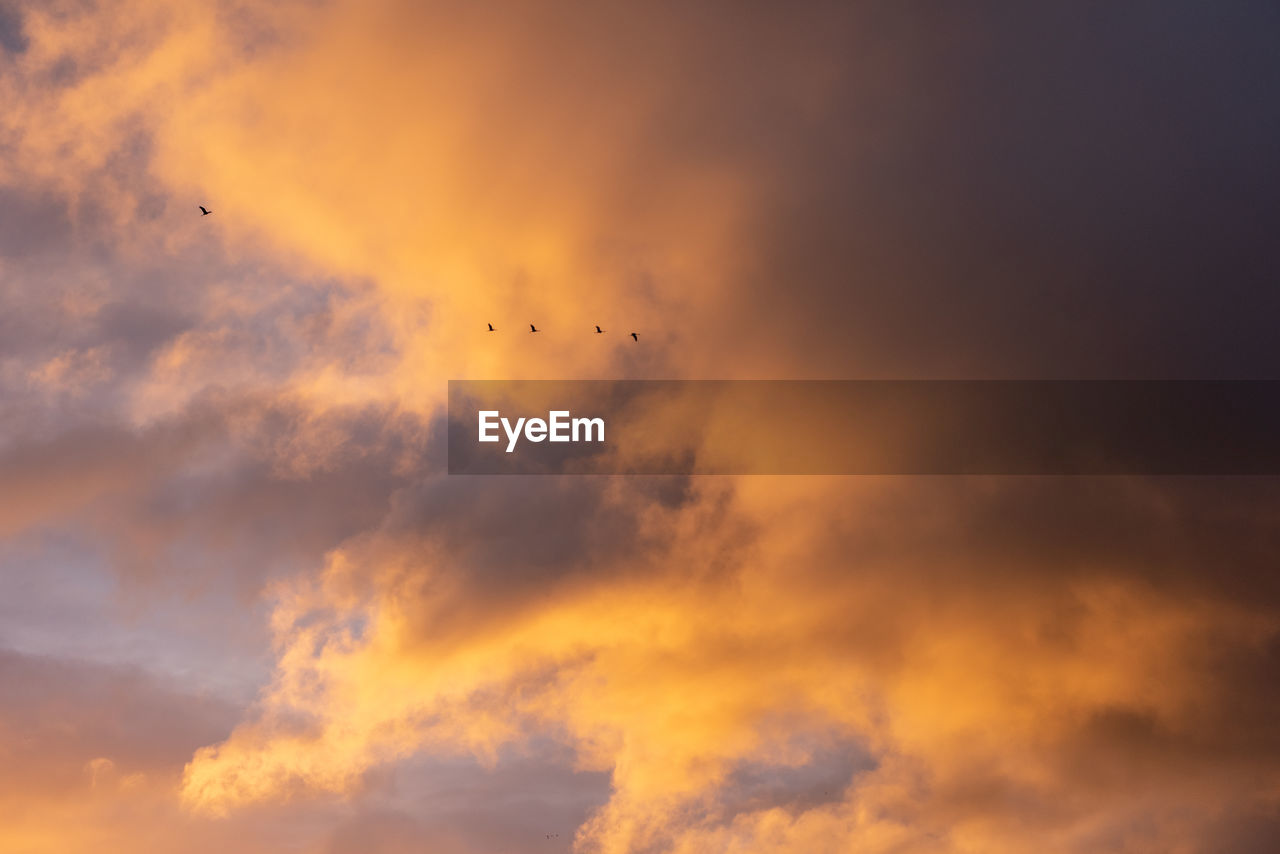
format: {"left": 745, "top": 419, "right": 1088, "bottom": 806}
{"left": 447, "top": 381, "right": 1280, "bottom": 475}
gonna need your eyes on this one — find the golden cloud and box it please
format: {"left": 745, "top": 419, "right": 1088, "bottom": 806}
{"left": 2, "top": 2, "right": 1279, "bottom": 853}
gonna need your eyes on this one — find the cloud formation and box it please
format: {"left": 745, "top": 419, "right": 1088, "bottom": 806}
{"left": 1, "top": 1, "right": 1279, "bottom": 852}
{"left": 176, "top": 477, "right": 1280, "bottom": 852}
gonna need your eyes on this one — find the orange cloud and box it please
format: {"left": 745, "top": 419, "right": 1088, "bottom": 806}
{"left": 181, "top": 478, "right": 1280, "bottom": 852}
{"left": 2, "top": 2, "right": 1280, "bottom": 853}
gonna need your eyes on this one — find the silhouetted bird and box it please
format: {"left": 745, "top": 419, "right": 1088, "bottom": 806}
{"left": 595, "top": 325, "right": 604, "bottom": 333}
{"left": 198, "top": 206, "right": 212, "bottom": 216}
{"left": 630, "top": 332, "right": 638, "bottom": 341}
{"left": 530, "top": 324, "right": 539, "bottom": 332}
{"left": 487, "top": 323, "right": 494, "bottom": 331}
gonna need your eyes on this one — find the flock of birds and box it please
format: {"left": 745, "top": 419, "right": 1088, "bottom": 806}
{"left": 200, "top": 205, "right": 640, "bottom": 341}
{"left": 495, "top": 322, "right": 638, "bottom": 340}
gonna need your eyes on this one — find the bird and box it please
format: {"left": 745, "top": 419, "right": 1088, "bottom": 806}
{"left": 595, "top": 325, "right": 604, "bottom": 333}
{"left": 487, "top": 323, "right": 495, "bottom": 331}
{"left": 630, "top": 332, "right": 638, "bottom": 341}
{"left": 530, "top": 323, "right": 539, "bottom": 332}
{"left": 198, "top": 206, "right": 212, "bottom": 216}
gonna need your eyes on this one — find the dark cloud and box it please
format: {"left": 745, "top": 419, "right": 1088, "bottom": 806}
{"left": 716, "top": 739, "right": 872, "bottom": 818}
{"left": 693, "top": 1, "right": 1280, "bottom": 377}
{"left": 99, "top": 404, "right": 429, "bottom": 592}
{"left": 327, "top": 745, "right": 611, "bottom": 854}
{"left": 0, "top": 392, "right": 431, "bottom": 600}
{"left": 0, "top": 188, "right": 67, "bottom": 260}
{"left": 90, "top": 299, "right": 194, "bottom": 364}
{"left": 0, "top": 2, "right": 25, "bottom": 55}
{"left": 1205, "top": 807, "right": 1280, "bottom": 854}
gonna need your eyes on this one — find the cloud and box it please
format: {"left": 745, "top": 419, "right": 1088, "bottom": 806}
{"left": 178, "top": 477, "right": 1280, "bottom": 852}
{"left": 1, "top": 1, "right": 1279, "bottom": 852}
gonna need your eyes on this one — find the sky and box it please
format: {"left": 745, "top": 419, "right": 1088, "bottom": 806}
{"left": 1, "top": 1, "right": 1279, "bottom": 852}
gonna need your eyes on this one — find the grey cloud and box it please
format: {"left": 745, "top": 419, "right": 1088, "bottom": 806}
{"left": 667, "top": 1, "right": 1280, "bottom": 378}
{"left": 327, "top": 745, "right": 610, "bottom": 854}
{"left": 0, "top": 392, "right": 431, "bottom": 599}
{"left": 0, "top": 2, "right": 24, "bottom": 55}
{"left": 0, "top": 647, "right": 240, "bottom": 797}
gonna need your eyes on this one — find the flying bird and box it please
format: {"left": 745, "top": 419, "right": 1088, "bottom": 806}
{"left": 630, "top": 332, "right": 638, "bottom": 341}
{"left": 530, "top": 324, "right": 539, "bottom": 332}
{"left": 487, "top": 323, "right": 494, "bottom": 331}
{"left": 595, "top": 325, "right": 604, "bottom": 333}
{"left": 198, "top": 206, "right": 212, "bottom": 216}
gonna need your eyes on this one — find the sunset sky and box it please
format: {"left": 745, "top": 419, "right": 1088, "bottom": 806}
{"left": 2, "top": 1, "right": 1279, "bottom": 852}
